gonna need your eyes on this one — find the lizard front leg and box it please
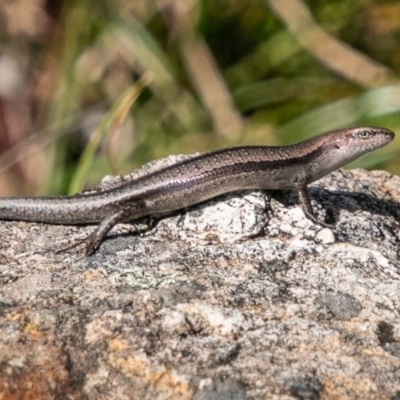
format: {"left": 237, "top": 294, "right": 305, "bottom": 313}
{"left": 296, "top": 181, "right": 330, "bottom": 227}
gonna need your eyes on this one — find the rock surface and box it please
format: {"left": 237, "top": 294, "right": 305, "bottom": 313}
{"left": 0, "top": 155, "right": 400, "bottom": 399}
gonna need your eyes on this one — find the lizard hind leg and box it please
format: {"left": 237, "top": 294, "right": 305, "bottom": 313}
{"left": 56, "top": 208, "right": 132, "bottom": 256}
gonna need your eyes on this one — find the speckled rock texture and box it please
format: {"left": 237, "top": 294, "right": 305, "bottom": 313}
{"left": 0, "top": 155, "right": 400, "bottom": 400}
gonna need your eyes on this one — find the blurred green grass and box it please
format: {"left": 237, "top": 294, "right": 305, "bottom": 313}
{"left": 0, "top": 0, "right": 399, "bottom": 196}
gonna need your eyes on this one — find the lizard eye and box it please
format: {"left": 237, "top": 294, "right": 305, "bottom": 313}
{"left": 358, "top": 130, "right": 371, "bottom": 139}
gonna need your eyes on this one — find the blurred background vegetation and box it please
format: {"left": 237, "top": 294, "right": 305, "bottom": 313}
{"left": 0, "top": 0, "right": 399, "bottom": 196}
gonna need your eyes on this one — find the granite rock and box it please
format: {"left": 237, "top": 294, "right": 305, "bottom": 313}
{"left": 0, "top": 155, "right": 400, "bottom": 399}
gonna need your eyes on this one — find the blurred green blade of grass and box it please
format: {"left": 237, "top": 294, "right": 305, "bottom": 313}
{"left": 51, "top": 0, "right": 94, "bottom": 122}
{"left": 225, "top": 31, "right": 301, "bottom": 88}
{"left": 348, "top": 151, "right": 399, "bottom": 170}
{"left": 112, "top": 19, "right": 207, "bottom": 131}
{"left": 112, "top": 20, "right": 174, "bottom": 85}
{"left": 233, "top": 77, "right": 347, "bottom": 112}
{"left": 280, "top": 85, "right": 400, "bottom": 140}
{"left": 44, "top": 0, "right": 95, "bottom": 195}
{"left": 68, "top": 75, "right": 152, "bottom": 195}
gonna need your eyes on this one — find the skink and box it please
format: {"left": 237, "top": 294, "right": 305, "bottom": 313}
{"left": 0, "top": 126, "right": 394, "bottom": 254}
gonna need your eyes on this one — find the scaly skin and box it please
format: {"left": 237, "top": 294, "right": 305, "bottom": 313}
{"left": 0, "top": 126, "right": 394, "bottom": 254}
